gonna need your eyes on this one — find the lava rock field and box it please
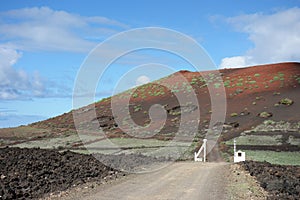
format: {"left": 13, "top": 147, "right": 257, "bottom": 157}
{"left": 241, "top": 160, "right": 300, "bottom": 200}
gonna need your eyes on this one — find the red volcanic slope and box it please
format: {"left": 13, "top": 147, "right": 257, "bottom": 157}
{"left": 28, "top": 62, "right": 300, "bottom": 142}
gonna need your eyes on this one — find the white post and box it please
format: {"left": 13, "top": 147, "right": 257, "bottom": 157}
{"left": 233, "top": 138, "right": 236, "bottom": 163}
{"left": 233, "top": 138, "right": 236, "bottom": 155}
{"left": 194, "top": 139, "right": 207, "bottom": 162}
{"left": 203, "top": 139, "right": 207, "bottom": 162}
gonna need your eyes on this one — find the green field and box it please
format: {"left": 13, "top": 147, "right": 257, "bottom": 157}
{"left": 80, "top": 137, "right": 191, "bottom": 158}
{"left": 10, "top": 134, "right": 102, "bottom": 149}
{"left": 10, "top": 135, "right": 192, "bottom": 159}
{"left": 288, "top": 136, "right": 300, "bottom": 145}
{"left": 225, "top": 135, "right": 283, "bottom": 146}
{"left": 245, "top": 150, "right": 300, "bottom": 165}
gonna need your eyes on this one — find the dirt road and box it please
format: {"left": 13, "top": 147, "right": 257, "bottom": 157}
{"left": 81, "top": 162, "right": 230, "bottom": 200}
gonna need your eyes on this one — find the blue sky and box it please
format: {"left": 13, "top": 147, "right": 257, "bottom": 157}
{"left": 0, "top": 0, "right": 299, "bottom": 127}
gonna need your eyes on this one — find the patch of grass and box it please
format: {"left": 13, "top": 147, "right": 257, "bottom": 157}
{"left": 245, "top": 150, "right": 300, "bottom": 166}
{"left": 190, "top": 78, "right": 198, "bottom": 85}
{"left": 287, "top": 136, "right": 300, "bottom": 146}
{"left": 208, "top": 73, "right": 215, "bottom": 78}
{"left": 200, "top": 83, "right": 207, "bottom": 88}
{"left": 235, "top": 89, "right": 243, "bottom": 94}
{"left": 226, "top": 135, "right": 282, "bottom": 146}
{"left": 248, "top": 80, "right": 256, "bottom": 84}
{"left": 153, "top": 90, "right": 165, "bottom": 96}
{"left": 279, "top": 98, "right": 293, "bottom": 105}
{"left": 169, "top": 110, "right": 181, "bottom": 116}
{"left": 11, "top": 134, "right": 91, "bottom": 149}
{"left": 230, "top": 113, "right": 238, "bottom": 117}
{"left": 132, "top": 93, "right": 138, "bottom": 98}
{"left": 224, "top": 80, "right": 231, "bottom": 87}
{"left": 133, "top": 105, "right": 142, "bottom": 112}
{"left": 214, "top": 82, "right": 221, "bottom": 88}
{"left": 258, "top": 111, "right": 272, "bottom": 118}
{"left": 254, "top": 73, "right": 260, "bottom": 77}
{"left": 278, "top": 72, "right": 285, "bottom": 77}
{"left": 198, "top": 76, "right": 205, "bottom": 82}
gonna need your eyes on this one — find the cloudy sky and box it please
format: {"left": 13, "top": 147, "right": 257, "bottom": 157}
{"left": 0, "top": 0, "right": 299, "bottom": 127}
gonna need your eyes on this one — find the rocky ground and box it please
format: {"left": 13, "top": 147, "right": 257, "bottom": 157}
{"left": 0, "top": 147, "right": 166, "bottom": 200}
{"left": 1, "top": 147, "right": 300, "bottom": 200}
{"left": 228, "top": 163, "right": 268, "bottom": 200}
{"left": 240, "top": 161, "right": 300, "bottom": 200}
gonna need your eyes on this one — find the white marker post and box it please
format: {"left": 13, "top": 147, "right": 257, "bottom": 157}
{"left": 194, "top": 139, "right": 207, "bottom": 162}
{"left": 234, "top": 138, "right": 236, "bottom": 155}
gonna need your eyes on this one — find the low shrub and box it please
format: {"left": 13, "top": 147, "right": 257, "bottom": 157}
{"left": 279, "top": 98, "right": 293, "bottom": 106}
{"left": 258, "top": 111, "right": 273, "bottom": 118}
{"left": 230, "top": 113, "right": 238, "bottom": 117}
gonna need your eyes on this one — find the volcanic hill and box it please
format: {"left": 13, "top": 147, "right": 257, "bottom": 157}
{"left": 0, "top": 62, "right": 300, "bottom": 158}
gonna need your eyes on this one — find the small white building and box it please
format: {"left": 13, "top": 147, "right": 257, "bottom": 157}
{"left": 234, "top": 150, "right": 245, "bottom": 163}
{"left": 233, "top": 139, "right": 246, "bottom": 163}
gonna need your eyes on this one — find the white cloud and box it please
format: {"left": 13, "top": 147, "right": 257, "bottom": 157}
{"left": 220, "top": 7, "right": 300, "bottom": 68}
{"left": 136, "top": 75, "right": 151, "bottom": 86}
{"left": 0, "top": 7, "right": 128, "bottom": 52}
{"left": 0, "top": 7, "right": 130, "bottom": 100}
{"left": 86, "top": 16, "right": 129, "bottom": 29}
{"left": 0, "top": 46, "right": 45, "bottom": 100}
{"left": 220, "top": 56, "right": 250, "bottom": 69}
